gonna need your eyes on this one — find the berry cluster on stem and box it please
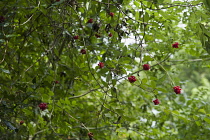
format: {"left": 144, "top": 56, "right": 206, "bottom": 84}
{"left": 39, "top": 103, "right": 48, "bottom": 111}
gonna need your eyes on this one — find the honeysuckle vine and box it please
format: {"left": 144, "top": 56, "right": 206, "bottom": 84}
{"left": 1, "top": 0, "right": 210, "bottom": 139}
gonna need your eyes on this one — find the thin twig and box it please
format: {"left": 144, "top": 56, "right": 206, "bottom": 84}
{"left": 143, "top": 3, "right": 203, "bottom": 10}
{"left": 68, "top": 88, "right": 99, "bottom": 99}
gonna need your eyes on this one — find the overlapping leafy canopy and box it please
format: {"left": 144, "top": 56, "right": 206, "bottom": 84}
{"left": 1, "top": 0, "right": 210, "bottom": 139}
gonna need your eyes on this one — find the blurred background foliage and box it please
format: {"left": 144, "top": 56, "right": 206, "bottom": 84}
{"left": 0, "top": 0, "right": 210, "bottom": 140}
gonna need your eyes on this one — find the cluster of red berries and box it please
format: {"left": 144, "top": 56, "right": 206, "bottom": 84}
{"left": 108, "top": 33, "right": 112, "bottom": 37}
{"left": 39, "top": 103, "right": 48, "bottom": 111}
{"left": 142, "top": 64, "right": 150, "bottom": 70}
{"left": 109, "top": 12, "right": 114, "bottom": 17}
{"left": 88, "top": 132, "right": 94, "bottom": 139}
{"left": 173, "top": 86, "right": 181, "bottom": 94}
{"left": 128, "top": 76, "right": 136, "bottom": 83}
{"left": 153, "top": 99, "right": 160, "bottom": 105}
{"left": 80, "top": 49, "right": 86, "bottom": 54}
{"left": 87, "top": 18, "right": 93, "bottom": 23}
{"left": 172, "top": 42, "right": 179, "bottom": 48}
{"left": 20, "top": 120, "right": 24, "bottom": 125}
{"left": 98, "top": 62, "right": 104, "bottom": 68}
{"left": 73, "top": 35, "right": 79, "bottom": 40}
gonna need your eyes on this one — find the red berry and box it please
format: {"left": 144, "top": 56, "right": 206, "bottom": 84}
{"left": 88, "top": 132, "right": 93, "bottom": 138}
{"left": 0, "top": 16, "right": 5, "bottom": 23}
{"left": 98, "top": 62, "right": 104, "bottom": 68}
{"left": 95, "top": 34, "right": 101, "bottom": 38}
{"left": 153, "top": 99, "right": 160, "bottom": 105}
{"left": 87, "top": 18, "right": 93, "bottom": 23}
{"left": 73, "top": 36, "right": 79, "bottom": 39}
{"left": 173, "top": 86, "right": 181, "bottom": 94}
{"left": 20, "top": 121, "right": 24, "bottom": 125}
{"left": 108, "top": 33, "right": 113, "bottom": 37}
{"left": 143, "top": 64, "right": 150, "bottom": 70}
{"left": 172, "top": 42, "right": 179, "bottom": 48}
{"left": 56, "top": 0, "right": 60, "bottom": 2}
{"left": 128, "top": 76, "right": 136, "bottom": 83}
{"left": 80, "top": 49, "right": 86, "bottom": 54}
{"left": 55, "top": 81, "right": 59, "bottom": 84}
{"left": 39, "top": 103, "right": 48, "bottom": 111}
{"left": 109, "top": 12, "right": 114, "bottom": 17}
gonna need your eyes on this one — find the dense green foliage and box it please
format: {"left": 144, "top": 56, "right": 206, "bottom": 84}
{"left": 1, "top": 0, "right": 210, "bottom": 139}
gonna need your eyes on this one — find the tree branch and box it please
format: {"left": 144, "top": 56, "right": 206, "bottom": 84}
{"left": 68, "top": 88, "right": 99, "bottom": 99}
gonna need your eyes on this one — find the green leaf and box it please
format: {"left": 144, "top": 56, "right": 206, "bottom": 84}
{"left": 144, "top": 12, "right": 150, "bottom": 23}
{"left": 72, "top": 100, "right": 77, "bottom": 105}
{"left": 198, "top": 109, "right": 206, "bottom": 114}
{"left": 106, "top": 72, "right": 112, "bottom": 82}
{"left": 164, "top": 109, "right": 171, "bottom": 115}
{"left": 195, "top": 121, "right": 201, "bottom": 126}
{"left": 118, "top": 57, "right": 132, "bottom": 64}
{"left": 42, "top": 94, "right": 50, "bottom": 102}
{"left": 143, "top": 55, "right": 153, "bottom": 61}
{"left": 134, "top": 1, "right": 140, "bottom": 7}
{"left": 111, "top": 87, "right": 117, "bottom": 96}
{"left": 193, "top": 115, "right": 199, "bottom": 120}
{"left": 150, "top": 80, "right": 156, "bottom": 88}
{"left": 112, "top": 79, "right": 117, "bottom": 86}
{"left": 172, "top": 110, "right": 180, "bottom": 115}
{"left": 101, "top": 80, "right": 108, "bottom": 87}
{"left": 0, "top": 68, "right": 10, "bottom": 74}
{"left": 135, "top": 11, "right": 140, "bottom": 21}
{"left": 204, "top": 41, "right": 210, "bottom": 54}
{"left": 178, "top": 115, "right": 189, "bottom": 123}
{"left": 141, "top": 78, "right": 148, "bottom": 84}
{"left": 203, "top": 0, "right": 210, "bottom": 10}
{"left": 204, "top": 117, "right": 210, "bottom": 124}
{"left": 121, "top": 46, "right": 127, "bottom": 56}
{"left": 157, "top": 87, "right": 167, "bottom": 93}
{"left": 48, "top": 91, "right": 54, "bottom": 96}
